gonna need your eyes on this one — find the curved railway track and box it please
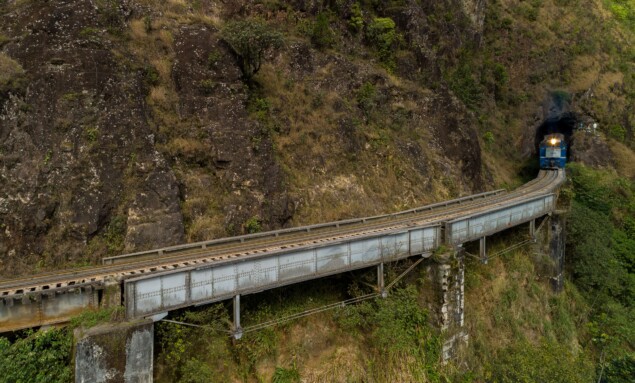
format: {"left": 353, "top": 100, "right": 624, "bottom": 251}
{"left": 0, "top": 170, "right": 564, "bottom": 297}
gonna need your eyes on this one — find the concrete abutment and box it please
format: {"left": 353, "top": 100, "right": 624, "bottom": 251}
{"left": 74, "top": 319, "right": 154, "bottom": 383}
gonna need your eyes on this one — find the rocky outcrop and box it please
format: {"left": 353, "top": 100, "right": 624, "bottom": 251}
{"left": 570, "top": 131, "right": 615, "bottom": 169}
{"left": 0, "top": 0, "right": 487, "bottom": 275}
{"left": 0, "top": 1, "right": 183, "bottom": 275}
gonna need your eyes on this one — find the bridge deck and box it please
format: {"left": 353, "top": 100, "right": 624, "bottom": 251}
{"left": 0, "top": 170, "right": 565, "bottom": 332}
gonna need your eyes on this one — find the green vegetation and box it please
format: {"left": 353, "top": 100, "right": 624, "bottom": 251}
{"left": 155, "top": 271, "right": 444, "bottom": 382}
{"left": 69, "top": 306, "right": 125, "bottom": 329}
{"left": 244, "top": 215, "right": 262, "bottom": 234}
{"left": 310, "top": 12, "right": 335, "bottom": 50}
{"left": 79, "top": 27, "right": 100, "bottom": 39}
{"left": 84, "top": 126, "right": 99, "bottom": 142}
{"left": 104, "top": 215, "right": 126, "bottom": 254}
{"left": 271, "top": 365, "right": 300, "bottom": 383}
{"left": 199, "top": 79, "right": 215, "bottom": 95}
{"left": 446, "top": 58, "right": 483, "bottom": 109}
{"left": 355, "top": 81, "right": 377, "bottom": 117}
{"left": 0, "top": 329, "right": 73, "bottom": 383}
{"left": 0, "top": 34, "right": 10, "bottom": 47}
{"left": 566, "top": 163, "right": 635, "bottom": 375}
{"left": 491, "top": 341, "right": 593, "bottom": 383}
{"left": 348, "top": 3, "right": 364, "bottom": 33}
{"left": 144, "top": 64, "right": 161, "bottom": 86}
{"left": 366, "top": 17, "right": 398, "bottom": 71}
{"left": 221, "top": 19, "right": 284, "bottom": 83}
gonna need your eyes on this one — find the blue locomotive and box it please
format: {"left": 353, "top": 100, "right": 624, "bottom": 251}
{"left": 539, "top": 133, "right": 567, "bottom": 169}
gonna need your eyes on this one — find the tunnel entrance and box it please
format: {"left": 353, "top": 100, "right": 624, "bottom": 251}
{"left": 533, "top": 91, "right": 578, "bottom": 155}
{"left": 534, "top": 111, "right": 577, "bottom": 154}
{"left": 519, "top": 92, "right": 579, "bottom": 181}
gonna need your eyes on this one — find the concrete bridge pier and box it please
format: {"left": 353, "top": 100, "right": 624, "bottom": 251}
{"left": 549, "top": 212, "right": 566, "bottom": 292}
{"left": 426, "top": 249, "right": 467, "bottom": 362}
{"left": 74, "top": 319, "right": 154, "bottom": 383}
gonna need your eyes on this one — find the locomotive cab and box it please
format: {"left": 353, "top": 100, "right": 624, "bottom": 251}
{"left": 539, "top": 133, "right": 567, "bottom": 169}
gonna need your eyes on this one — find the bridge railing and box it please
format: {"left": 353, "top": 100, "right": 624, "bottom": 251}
{"left": 103, "top": 189, "right": 504, "bottom": 265}
{"left": 124, "top": 225, "right": 441, "bottom": 319}
{"left": 445, "top": 193, "right": 556, "bottom": 245}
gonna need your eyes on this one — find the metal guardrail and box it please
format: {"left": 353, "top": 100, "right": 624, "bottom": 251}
{"left": 445, "top": 193, "right": 556, "bottom": 245}
{"left": 103, "top": 189, "right": 505, "bottom": 265}
{"left": 124, "top": 225, "right": 441, "bottom": 319}
{"left": 0, "top": 170, "right": 566, "bottom": 333}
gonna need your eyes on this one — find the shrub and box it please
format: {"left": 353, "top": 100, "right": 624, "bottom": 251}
{"left": 609, "top": 124, "right": 626, "bottom": 142}
{"left": 221, "top": 19, "right": 284, "bottom": 83}
{"left": 366, "top": 17, "right": 398, "bottom": 70}
{"left": 144, "top": 65, "right": 160, "bottom": 86}
{"left": 356, "top": 81, "right": 376, "bottom": 117}
{"left": 311, "top": 12, "right": 335, "bottom": 50}
{"left": 348, "top": 3, "right": 364, "bottom": 33}
{"left": 448, "top": 63, "right": 483, "bottom": 109}
{"left": 483, "top": 131, "right": 495, "bottom": 146}
{"left": 244, "top": 216, "right": 262, "bottom": 234}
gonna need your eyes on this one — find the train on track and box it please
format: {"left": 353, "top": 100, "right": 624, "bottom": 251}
{"left": 539, "top": 133, "right": 567, "bottom": 169}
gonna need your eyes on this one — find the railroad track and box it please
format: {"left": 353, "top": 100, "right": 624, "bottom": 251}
{"left": 0, "top": 170, "right": 564, "bottom": 297}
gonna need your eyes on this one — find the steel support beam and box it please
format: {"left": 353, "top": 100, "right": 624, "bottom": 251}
{"left": 378, "top": 263, "right": 387, "bottom": 298}
{"left": 479, "top": 237, "right": 487, "bottom": 264}
{"left": 233, "top": 295, "right": 243, "bottom": 340}
{"left": 529, "top": 219, "right": 536, "bottom": 241}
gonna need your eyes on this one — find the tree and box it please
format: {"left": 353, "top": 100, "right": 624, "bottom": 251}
{"left": 221, "top": 19, "right": 283, "bottom": 84}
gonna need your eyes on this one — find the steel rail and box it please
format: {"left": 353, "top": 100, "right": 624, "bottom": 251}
{"left": 0, "top": 171, "right": 559, "bottom": 295}
{"left": 102, "top": 188, "right": 510, "bottom": 265}
{"left": 1, "top": 189, "right": 509, "bottom": 285}
{"left": 0, "top": 172, "right": 557, "bottom": 295}
{"left": 0, "top": 170, "right": 564, "bottom": 297}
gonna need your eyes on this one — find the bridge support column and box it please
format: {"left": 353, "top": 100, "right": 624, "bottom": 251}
{"left": 74, "top": 319, "right": 154, "bottom": 383}
{"left": 549, "top": 212, "right": 566, "bottom": 292}
{"left": 425, "top": 249, "right": 468, "bottom": 362}
{"left": 479, "top": 237, "right": 487, "bottom": 264}
{"left": 377, "top": 262, "right": 387, "bottom": 298}
{"left": 233, "top": 295, "right": 243, "bottom": 340}
{"left": 529, "top": 219, "right": 536, "bottom": 241}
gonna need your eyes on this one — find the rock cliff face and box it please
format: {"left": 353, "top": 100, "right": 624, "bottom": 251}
{"left": 0, "top": 0, "right": 489, "bottom": 276}
{"left": 0, "top": 1, "right": 185, "bottom": 273}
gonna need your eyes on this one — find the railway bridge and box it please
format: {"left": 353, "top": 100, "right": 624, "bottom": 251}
{"left": 0, "top": 169, "right": 566, "bottom": 381}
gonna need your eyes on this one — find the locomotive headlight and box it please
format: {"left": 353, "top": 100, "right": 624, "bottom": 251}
{"left": 549, "top": 138, "right": 558, "bottom": 145}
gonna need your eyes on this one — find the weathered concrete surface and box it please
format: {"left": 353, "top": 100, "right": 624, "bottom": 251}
{"left": 74, "top": 319, "right": 153, "bottom": 383}
{"left": 0, "top": 288, "right": 97, "bottom": 333}
{"left": 423, "top": 250, "right": 468, "bottom": 362}
{"left": 549, "top": 212, "right": 566, "bottom": 292}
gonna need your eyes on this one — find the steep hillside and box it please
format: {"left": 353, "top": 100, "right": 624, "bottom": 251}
{"left": 0, "top": 1, "right": 634, "bottom": 382}
{"left": 1, "top": 1, "right": 633, "bottom": 275}
{"left": 0, "top": 0, "right": 490, "bottom": 276}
